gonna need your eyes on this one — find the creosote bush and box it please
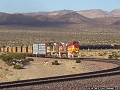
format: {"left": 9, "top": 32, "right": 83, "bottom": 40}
{"left": 75, "top": 59, "right": 81, "bottom": 63}
{"left": 108, "top": 52, "right": 120, "bottom": 59}
{"left": 14, "top": 65, "right": 23, "bottom": 69}
{"left": 52, "top": 60, "right": 60, "bottom": 65}
{"left": 22, "top": 58, "right": 34, "bottom": 66}
{"left": 108, "top": 54, "right": 120, "bottom": 59}
{"left": 27, "top": 58, "right": 34, "bottom": 61}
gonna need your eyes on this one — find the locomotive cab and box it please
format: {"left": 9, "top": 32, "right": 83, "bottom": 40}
{"left": 66, "top": 41, "right": 79, "bottom": 58}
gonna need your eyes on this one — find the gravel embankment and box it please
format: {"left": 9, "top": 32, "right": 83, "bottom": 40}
{"left": 1, "top": 75, "right": 120, "bottom": 90}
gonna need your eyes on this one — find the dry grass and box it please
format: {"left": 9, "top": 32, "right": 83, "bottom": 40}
{"left": 0, "top": 24, "right": 120, "bottom": 46}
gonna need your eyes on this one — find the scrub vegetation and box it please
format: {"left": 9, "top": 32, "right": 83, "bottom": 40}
{"left": 0, "top": 53, "right": 34, "bottom": 69}
{"left": 0, "top": 24, "right": 120, "bottom": 46}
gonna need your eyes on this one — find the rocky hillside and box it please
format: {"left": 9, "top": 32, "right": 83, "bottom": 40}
{"left": 23, "top": 9, "right": 120, "bottom": 18}
{"left": 0, "top": 13, "right": 40, "bottom": 25}
{"left": 0, "top": 12, "right": 102, "bottom": 26}
{"left": 76, "top": 9, "right": 111, "bottom": 18}
{"left": 0, "top": 9, "right": 120, "bottom": 27}
{"left": 110, "top": 9, "right": 120, "bottom": 17}
{"left": 94, "top": 17, "right": 120, "bottom": 25}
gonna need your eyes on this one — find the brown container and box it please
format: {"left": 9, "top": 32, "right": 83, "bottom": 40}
{"left": 5, "top": 46, "right": 10, "bottom": 52}
{"left": 8, "top": 47, "right": 12, "bottom": 52}
{"left": 12, "top": 46, "right": 17, "bottom": 53}
{"left": 0, "top": 46, "right": 9, "bottom": 52}
{"left": 1, "top": 47, "right": 5, "bottom": 52}
{"left": 28, "top": 46, "right": 33, "bottom": 53}
{"left": 22, "top": 46, "right": 27, "bottom": 53}
{"left": 17, "top": 46, "right": 22, "bottom": 53}
{"left": 4, "top": 47, "right": 7, "bottom": 52}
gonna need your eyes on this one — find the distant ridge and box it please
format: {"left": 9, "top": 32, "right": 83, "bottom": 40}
{"left": 0, "top": 13, "right": 40, "bottom": 25}
{"left": 76, "top": 9, "right": 111, "bottom": 18}
{"left": 54, "top": 12, "right": 94, "bottom": 24}
{"left": 21, "top": 9, "right": 120, "bottom": 18}
{"left": 0, "top": 9, "right": 120, "bottom": 27}
{"left": 110, "top": 9, "right": 120, "bottom": 17}
{"left": 22, "top": 10, "right": 74, "bottom": 16}
{"left": 0, "top": 11, "right": 101, "bottom": 26}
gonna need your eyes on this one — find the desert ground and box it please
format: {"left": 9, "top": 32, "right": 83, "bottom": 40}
{"left": 0, "top": 57, "right": 118, "bottom": 82}
{"left": 79, "top": 49, "right": 120, "bottom": 59}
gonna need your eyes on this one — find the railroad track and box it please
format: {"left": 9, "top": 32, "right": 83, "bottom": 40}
{"left": 0, "top": 58, "right": 120, "bottom": 89}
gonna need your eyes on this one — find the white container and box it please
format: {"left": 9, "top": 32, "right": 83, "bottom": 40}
{"left": 38, "top": 44, "right": 46, "bottom": 55}
{"left": 33, "top": 44, "right": 39, "bottom": 54}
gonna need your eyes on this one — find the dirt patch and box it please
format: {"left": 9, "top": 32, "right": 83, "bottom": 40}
{"left": 0, "top": 57, "right": 118, "bottom": 82}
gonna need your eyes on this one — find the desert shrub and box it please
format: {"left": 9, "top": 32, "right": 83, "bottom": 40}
{"left": 0, "top": 54, "right": 12, "bottom": 62}
{"left": 27, "top": 58, "right": 34, "bottom": 61}
{"left": 72, "top": 66, "right": 75, "bottom": 68}
{"left": 21, "top": 59, "right": 30, "bottom": 66}
{"left": 0, "top": 53, "right": 34, "bottom": 68}
{"left": 52, "top": 60, "right": 60, "bottom": 65}
{"left": 5, "top": 60, "right": 13, "bottom": 66}
{"left": 0, "top": 54, "right": 13, "bottom": 66}
{"left": 11, "top": 53, "right": 26, "bottom": 60}
{"left": 15, "top": 77, "right": 21, "bottom": 81}
{"left": 21, "top": 58, "right": 34, "bottom": 66}
{"left": 108, "top": 55, "right": 113, "bottom": 59}
{"left": 0, "top": 53, "right": 26, "bottom": 62}
{"left": 113, "top": 54, "right": 119, "bottom": 59}
{"left": 0, "top": 53, "right": 26, "bottom": 66}
{"left": 75, "top": 59, "right": 81, "bottom": 63}
{"left": 14, "top": 65, "right": 23, "bottom": 69}
{"left": 108, "top": 54, "right": 120, "bottom": 59}
{"left": 98, "top": 53, "right": 103, "bottom": 56}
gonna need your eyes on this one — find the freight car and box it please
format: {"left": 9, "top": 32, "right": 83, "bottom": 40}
{"left": 0, "top": 41, "right": 80, "bottom": 58}
{"left": 0, "top": 46, "right": 33, "bottom": 56}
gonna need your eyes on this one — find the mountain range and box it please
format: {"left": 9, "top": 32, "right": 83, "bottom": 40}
{"left": 23, "top": 9, "right": 120, "bottom": 18}
{"left": 0, "top": 9, "right": 120, "bottom": 26}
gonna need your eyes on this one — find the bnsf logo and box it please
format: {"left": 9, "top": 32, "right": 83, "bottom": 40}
{"left": 67, "top": 47, "right": 79, "bottom": 51}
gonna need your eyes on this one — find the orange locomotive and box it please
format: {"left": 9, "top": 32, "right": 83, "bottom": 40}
{"left": 57, "top": 41, "right": 79, "bottom": 58}
{"left": 66, "top": 41, "right": 79, "bottom": 58}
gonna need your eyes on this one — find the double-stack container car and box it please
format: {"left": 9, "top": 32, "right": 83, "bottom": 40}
{"left": 0, "top": 41, "right": 80, "bottom": 58}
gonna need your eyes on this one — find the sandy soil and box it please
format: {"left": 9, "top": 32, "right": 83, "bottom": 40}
{"left": 0, "top": 57, "right": 118, "bottom": 82}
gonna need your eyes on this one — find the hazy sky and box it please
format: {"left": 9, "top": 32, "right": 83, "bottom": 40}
{"left": 0, "top": 0, "right": 120, "bottom": 13}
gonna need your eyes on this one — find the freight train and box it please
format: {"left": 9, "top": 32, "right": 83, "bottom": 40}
{"left": 0, "top": 41, "right": 80, "bottom": 58}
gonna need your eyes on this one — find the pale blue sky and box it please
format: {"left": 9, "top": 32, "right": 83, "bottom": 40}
{"left": 0, "top": 0, "right": 120, "bottom": 13}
